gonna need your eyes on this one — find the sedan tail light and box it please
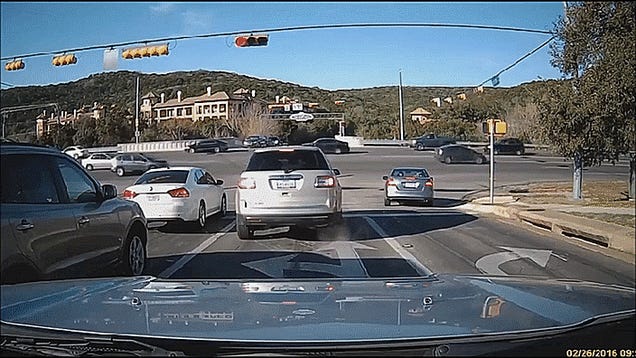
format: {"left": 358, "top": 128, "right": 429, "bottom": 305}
{"left": 123, "top": 189, "right": 137, "bottom": 199}
{"left": 425, "top": 179, "right": 434, "bottom": 187}
{"left": 315, "top": 175, "right": 336, "bottom": 188}
{"left": 386, "top": 177, "right": 398, "bottom": 186}
{"left": 237, "top": 177, "right": 256, "bottom": 189}
{"left": 168, "top": 187, "right": 190, "bottom": 198}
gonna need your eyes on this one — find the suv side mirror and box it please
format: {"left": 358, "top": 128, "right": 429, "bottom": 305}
{"left": 382, "top": 175, "right": 389, "bottom": 180}
{"left": 216, "top": 179, "right": 224, "bottom": 186}
{"left": 333, "top": 168, "right": 341, "bottom": 176}
{"left": 101, "top": 184, "right": 118, "bottom": 200}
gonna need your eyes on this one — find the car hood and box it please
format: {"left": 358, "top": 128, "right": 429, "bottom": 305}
{"left": 1, "top": 275, "right": 633, "bottom": 342}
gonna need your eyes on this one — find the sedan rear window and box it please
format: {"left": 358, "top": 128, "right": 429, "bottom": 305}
{"left": 246, "top": 150, "right": 329, "bottom": 171}
{"left": 135, "top": 170, "right": 189, "bottom": 184}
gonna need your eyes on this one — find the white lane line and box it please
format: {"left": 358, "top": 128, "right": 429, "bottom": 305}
{"left": 159, "top": 221, "right": 235, "bottom": 278}
{"left": 363, "top": 216, "right": 434, "bottom": 276}
{"left": 345, "top": 212, "right": 463, "bottom": 218}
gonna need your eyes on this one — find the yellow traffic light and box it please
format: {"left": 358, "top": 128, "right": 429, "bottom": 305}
{"left": 52, "top": 54, "right": 77, "bottom": 66}
{"left": 482, "top": 119, "right": 507, "bottom": 135}
{"left": 122, "top": 44, "right": 169, "bottom": 59}
{"left": 4, "top": 60, "right": 25, "bottom": 71}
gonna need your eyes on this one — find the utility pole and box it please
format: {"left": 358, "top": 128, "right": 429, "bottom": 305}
{"left": 398, "top": 70, "right": 405, "bottom": 141}
{"left": 489, "top": 120, "right": 495, "bottom": 204}
{"left": 135, "top": 76, "right": 140, "bottom": 144}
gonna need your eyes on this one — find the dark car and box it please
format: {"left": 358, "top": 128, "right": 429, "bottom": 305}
{"left": 486, "top": 137, "right": 525, "bottom": 155}
{"left": 435, "top": 144, "right": 487, "bottom": 164}
{"left": 110, "top": 153, "right": 169, "bottom": 177}
{"left": 303, "top": 138, "right": 350, "bottom": 154}
{"left": 412, "top": 133, "right": 456, "bottom": 151}
{"left": 186, "top": 139, "right": 229, "bottom": 153}
{"left": 267, "top": 136, "right": 282, "bottom": 146}
{"left": 0, "top": 142, "right": 148, "bottom": 285}
{"left": 243, "top": 135, "right": 268, "bottom": 148}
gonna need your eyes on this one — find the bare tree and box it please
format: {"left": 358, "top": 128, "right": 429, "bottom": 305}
{"left": 504, "top": 102, "right": 542, "bottom": 143}
{"left": 225, "top": 102, "right": 280, "bottom": 138}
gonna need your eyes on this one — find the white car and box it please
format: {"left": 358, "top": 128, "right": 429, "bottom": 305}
{"left": 123, "top": 167, "right": 227, "bottom": 229}
{"left": 81, "top": 152, "right": 114, "bottom": 170}
{"left": 62, "top": 145, "right": 90, "bottom": 159}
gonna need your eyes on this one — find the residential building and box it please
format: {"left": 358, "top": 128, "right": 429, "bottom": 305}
{"left": 35, "top": 102, "right": 105, "bottom": 139}
{"left": 410, "top": 107, "right": 433, "bottom": 124}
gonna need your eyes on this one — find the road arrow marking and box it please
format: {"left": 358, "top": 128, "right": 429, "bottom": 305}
{"left": 475, "top": 246, "right": 554, "bottom": 276}
{"left": 241, "top": 254, "right": 299, "bottom": 278}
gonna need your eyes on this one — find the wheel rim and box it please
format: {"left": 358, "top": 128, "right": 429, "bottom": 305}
{"left": 214, "top": 147, "right": 220, "bottom": 153}
{"left": 516, "top": 150, "right": 522, "bottom": 155}
{"left": 117, "top": 168, "right": 124, "bottom": 176}
{"left": 199, "top": 203, "right": 206, "bottom": 227}
{"left": 417, "top": 144, "right": 423, "bottom": 150}
{"left": 335, "top": 148, "right": 341, "bottom": 154}
{"left": 445, "top": 157, "right": 451, "bottom": 164}
{"left": 190, "top": 148, "right": 195, "bottom": 153}
{"left": 128, "top": 235, "right": 145, "bottom": 275}
{"left": 477, "top": 157, "right": 483, "bottom": 164}
{"left": 87, "top": 164, "right": 93, "bottom": 170}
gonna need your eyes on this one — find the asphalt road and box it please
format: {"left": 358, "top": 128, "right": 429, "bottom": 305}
{"left": 88, "top": 147, "right": 634, "bottom": 287}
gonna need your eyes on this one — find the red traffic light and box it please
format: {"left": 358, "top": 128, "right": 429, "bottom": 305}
{"left": 235, "top": 34, "right": 268, "bottom": 47}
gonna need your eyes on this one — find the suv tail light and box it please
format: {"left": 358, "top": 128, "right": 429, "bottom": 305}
{"left": 386, "top": 177, "right": 397, "bottom": 186}
{"left": 425, "top": 179, "right": 434, "bottom": 187}
{"left": 238, "top": 177, "right": 256, "bottom": 189}
{"left": 314, "top": 175, "right": 336, "bottom": 188}
{"left": 168, "top": 187, "right": 190, "bottom": 198}
{"left": 123, "top": 189, "right": 137, "bottom": 199}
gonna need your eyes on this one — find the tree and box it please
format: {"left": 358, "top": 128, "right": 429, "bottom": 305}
{"left": 73, "top": 117, "right": 98, "bottom": 147}
{"left": 224, "top": 102, "right": 279, "bottom": 138}
{"left": 539, "top": 1, "right": 635, "bottom": 199}
{"left": 97, "top": 106, "right": 133, "bottom": 145}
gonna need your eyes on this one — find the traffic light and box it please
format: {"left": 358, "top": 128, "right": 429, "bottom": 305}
{"left": 4, "top": 60, "right": 25, "bottom": 71}
{"left": 122, "top": 44, "right": 169, "bottom": 59}
{"left": 52, "top": 54, "right": 77, "bottom": 66}
{"left": 234, "top": 34, "right": 269, "bottom": 47}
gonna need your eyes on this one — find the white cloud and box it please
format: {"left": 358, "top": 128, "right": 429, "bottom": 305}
{"left": 181, "top": 9, "right": 213, "bottom": 34}
{"left": 150, "top": 3, "right": 177, "bottom": 14}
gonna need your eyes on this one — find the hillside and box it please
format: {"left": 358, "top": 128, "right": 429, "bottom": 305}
{"left": 0, "top": 70, "right": 556, "bottom": 142}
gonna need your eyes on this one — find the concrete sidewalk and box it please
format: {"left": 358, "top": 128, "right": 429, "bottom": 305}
{"left": 459, "top": 195, "right": 635, "bottom": 256}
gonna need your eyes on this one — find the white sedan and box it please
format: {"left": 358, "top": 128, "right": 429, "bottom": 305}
{"left": 123, "top": 167, "right": 227, "bottom": 229}
{"left": 62, "top": 145, "right": 90, "bottom": 159}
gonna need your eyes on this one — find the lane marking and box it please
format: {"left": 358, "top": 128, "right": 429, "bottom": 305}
{"left": 158, "top": 221, "right": 235, "bottom": 278}
{"left": 363, "top": 216, "right": 434, "bottom": 276}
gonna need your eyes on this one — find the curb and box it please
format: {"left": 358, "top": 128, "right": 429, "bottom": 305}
{"left": 458, "top": 202, "right": 635, "bottom": 255}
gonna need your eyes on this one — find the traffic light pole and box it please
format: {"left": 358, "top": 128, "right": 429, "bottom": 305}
{"left": 489, "top": 121, "right": 495, "bottom": 204}
{"left": 135, "top": 76, "right": 140, "bottom": 144}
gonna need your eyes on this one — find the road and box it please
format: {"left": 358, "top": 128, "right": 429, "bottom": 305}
{"left": 89, "top": 147, "right": 634, "bottom": 287}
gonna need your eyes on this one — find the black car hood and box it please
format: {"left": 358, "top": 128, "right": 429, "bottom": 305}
{"left": 1, "top": 275, "right": 634, "bottom": 342}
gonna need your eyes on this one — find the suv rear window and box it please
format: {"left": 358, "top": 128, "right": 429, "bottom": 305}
{"left": 246, "top": 150, "right": 329, "bottom": 171}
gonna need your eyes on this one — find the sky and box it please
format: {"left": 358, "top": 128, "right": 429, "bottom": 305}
{"left": 0, "top": 1, "right": 566, "bottom": 91}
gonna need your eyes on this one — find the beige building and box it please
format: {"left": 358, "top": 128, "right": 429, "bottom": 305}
{"left": 145, "top": 87, "right": 256, "bottom": 124}
{"left": 36, "top": 102, "right": 105, "bottom": 139}
{"left": 410, "top": 107, "right": 433, "bottom": 124}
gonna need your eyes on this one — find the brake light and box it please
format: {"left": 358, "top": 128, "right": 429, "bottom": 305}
{"left": 238, "top": 177, "right": 256, "bottom": 189}
{"left": 386, "top": 177, "right": 397, "bottom": 186}
{"left": 315, "top": 175, "right": 336, "bottom": 188}
{"left": 167, "top": 187, "right": 190, "bottom": 198}
{"left": 123, "top": 189, "right": 137, "bottom": 199}
{"left": 425, "top": 179, "right": 434, "bottom": 187}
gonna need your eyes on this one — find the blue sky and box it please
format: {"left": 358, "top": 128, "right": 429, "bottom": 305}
{"left": 1, "top": 2, "right": 566, "bottom": 90}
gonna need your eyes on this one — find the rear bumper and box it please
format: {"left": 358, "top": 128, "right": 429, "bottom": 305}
{"left": 239, "top": 213, "right": 341, "bottom": 229}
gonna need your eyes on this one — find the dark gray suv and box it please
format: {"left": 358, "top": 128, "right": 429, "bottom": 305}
{"left": 1, "top": 143, "right": 148, "bottom": 285}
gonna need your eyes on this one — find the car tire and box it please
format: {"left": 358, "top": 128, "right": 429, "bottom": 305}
{"left": 236, "top": 215, "right": 253, "bottom": 239}
{"left": 445, "top": 156, "right": 452, "bottom": 164}
{"left": 86, "top": 164, "right": 94, "bottom": 171}
{"left": 384, "top": 198, "right": 391, "bottom": 206}
{"left": 121, "top": 230, "right": 146, "bottom": 276}
{"left": 196, "top": 201, "right": 206, "bottom": 229}
{"left": 116, "top": 167, "right": 125, "bottom": 177}
{"left": 476, "top": 157, "right": 484, "bottom": 164}
{"left": 416, "top": 143, "right": 424, "bottom": 151}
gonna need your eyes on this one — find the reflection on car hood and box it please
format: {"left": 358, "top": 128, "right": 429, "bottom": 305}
{"left": 1, "top": 275, "right": 634, "bottom": 342}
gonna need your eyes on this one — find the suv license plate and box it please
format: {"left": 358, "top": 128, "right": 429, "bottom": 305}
{"left": 275, "top": 180, "right": 296, "bottom": 189}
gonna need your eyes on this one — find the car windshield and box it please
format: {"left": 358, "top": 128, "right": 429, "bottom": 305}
{"left": 246, "top": 150, "right": 329, "bottom": 171}
{"left": 1, "top": 1, "right": 634, "bottom": 354}
{"left": 134, "top": 170, "right": 189, "bottom": 184}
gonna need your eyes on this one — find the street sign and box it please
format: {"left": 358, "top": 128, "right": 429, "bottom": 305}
{"left": 289, "top": 112, "right": 315, "bottom": 122}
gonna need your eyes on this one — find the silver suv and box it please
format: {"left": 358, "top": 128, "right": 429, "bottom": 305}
{"left": 235, "top": 146, "right": 342, "bottom": 239}
{"left": 110, "top": 152, "right": 169, "bottom": 177}
{"left": 1, "top": 143, "right": 148, "bottom": 285}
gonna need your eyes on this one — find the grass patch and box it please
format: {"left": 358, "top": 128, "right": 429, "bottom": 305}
{"left": 567, "top": 212, "right": 635, "bottom": 229}
{"left": 514, "top": 181, "right": 635, "bottom": 208}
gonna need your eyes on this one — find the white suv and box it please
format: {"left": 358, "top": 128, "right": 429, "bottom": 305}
{"left": 235, "top": 146, "right": 342, "bottom": 239}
